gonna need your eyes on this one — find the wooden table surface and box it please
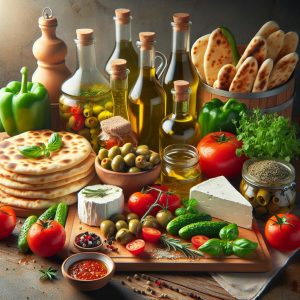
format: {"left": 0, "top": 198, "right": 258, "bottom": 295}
{"left": 0, "top": 133, "right": 299, "bottom": 300}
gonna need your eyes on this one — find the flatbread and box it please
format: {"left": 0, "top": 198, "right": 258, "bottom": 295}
{"left": 255, "top": 21, "right": 280, "bottom": 38}
{"left": 0, "top": 172, "right": 95, "bottom": 199}
{"left": 252, "top": 59, "right": 273, "bottom": 92}
{"left": 0, "top": 151, "right": 95, "bottom": 184}
{"left": 0, "top": 191, "right": 77, "bottom": 209}
{"left": 213, "top": 64, "right": 236, "bottom": 90}
{"left": 204, "top": 28, "right": 233, "bottom": 86}
{"left": 268, "top": 52, "right": 299, "bottom": 89}
{"left": 236, "top": 36, "right": 267, "bottom": 69}
{"left": 0, "top": 130, "right": 92, "bottom": 175}
{"left": 266, "top": 30, "right": 284, "bottom": 61}
{"left": 277, "top": 31, "right": 299, "bottom": 60}
{"left": 229, "top": 57, "right": 258, "bottom": 92}
{"left": 191, "top": 34, "right": 210, "bottom": 81}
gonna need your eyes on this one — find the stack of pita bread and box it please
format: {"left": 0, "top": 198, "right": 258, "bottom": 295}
{"left": 191, "top": 21, "right": 298, "bottom": 93}
{"left": 0, "top": 130, "right": 95, "bottom": 210}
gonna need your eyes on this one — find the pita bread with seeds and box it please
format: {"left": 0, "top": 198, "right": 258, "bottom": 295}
{"left": 277, "top": 31, "right": 299, "bottom": 60}
{"left": 191, "top": 34, "right": 210, "bottom": 81}
{"left": 252, "top": 59, "right": 274, "bottom": 92}
{"left": 266, "top": 30, "right": 285, "bottom": 61}
{"left": 236, "top": 36, "right": 267, "bottom": 69}
{"left": 268, "top": 52, "right": 299, "bottom": 89}
{"left": 229, "top": 57, "right": 258, "bottom": 92}
{"left": 255, "top": 21, "right": 280, "bottom": 38}
{"left": 204, "top": 28, "right": 233, "bottom": 86}
{"left": 213, "top": 64, "right": 237, "bottom": 90}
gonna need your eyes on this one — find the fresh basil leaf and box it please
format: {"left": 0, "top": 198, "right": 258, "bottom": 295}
{"left": 18, "top": 145, "right": 43, "bottom": 158}
{"left": 232, "top": 238, "right": 258, "bottom": 257}
{"left": 223, "top": 241, "right": 234, "bottom": 256}
{"left": 219, "top": 223, "right": 239, "bottom": 241}
{"left": 199, "top": 238, "right": 224, "bottom": 257}
{"left": 47, "top": 133, "right": 62, "bottom": 152}
{"left": 174, "top": 207, "right": 187, "bottom": 216}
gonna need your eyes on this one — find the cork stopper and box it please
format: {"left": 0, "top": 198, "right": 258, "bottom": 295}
{"left": 115, "top": 8, "right": 131, "bottom": 24}
{"left": 39, "top": 7, "right": 57, "bottom": 27}
{"left": 110, "top": 59, "right": 128, "bottom": 80}
{"left": 139, "top": 32, "right": 155, "bottom": 50}
{"left": 101, "top": 116, "right": 132, "bottom": 136}
{"left": 172, "top": 13, "right": 190, "bottom": 31}
{"left": 76, "top": 29, "right": 94, "bottom": 45}
{"left": 173, "top": 80, "right": 190, "bottom": 102}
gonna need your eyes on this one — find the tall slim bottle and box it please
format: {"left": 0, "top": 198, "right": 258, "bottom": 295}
{"left": 163, "top": 13, "right": 199, "bottom": 117}
{"left": 105, "top": 8, "right": 138, "bottom": 91}
{"left": 128, "top": 32, "right": 166, "bottom": 152}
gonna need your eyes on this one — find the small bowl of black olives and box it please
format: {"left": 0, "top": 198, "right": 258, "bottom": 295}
{"left": 95, "top": 143, "right": 161, "bottom": 197}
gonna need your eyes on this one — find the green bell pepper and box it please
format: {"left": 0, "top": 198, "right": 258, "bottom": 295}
{"left": 0, "top": 66, "right": 50, "bottom": 136}
{"left": 198, "top": 98, "right": 247, "bottom": 138}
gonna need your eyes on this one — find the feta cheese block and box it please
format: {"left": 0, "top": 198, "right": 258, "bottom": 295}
{"left": 78, "top": 184, "right": 124, "bottom": 226}
{"left": 190, "top": 176, "right": 253, "bottom": 229}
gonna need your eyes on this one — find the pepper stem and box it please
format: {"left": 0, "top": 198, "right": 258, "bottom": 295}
{"left": 20, "top": 67, "right": 28, "bottom": 94}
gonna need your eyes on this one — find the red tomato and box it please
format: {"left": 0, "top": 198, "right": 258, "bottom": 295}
{"left": 142, "top": 227, "right": 161, "bottom": 243}
{"left": 106, "top": 137, "right": 121, "bottom": 149}
{"left": 70, "top": 106, "right": 83, "bottom": 116}
{"left": 0, "top": 206, "right": 16, "bottom": 240}
{"left": 72, "top": 114, "right": 85, "bottom": 131}
{"left": 197, "top": 132, "right": 247, "bottom": 178}
{"left": 265, "top": 213, "right": 300, "bottom": 252}
{"left": 27, "top": 220, "right": 66, "bottom": 257}
{"left": 126, "top": 239, "right": 145, "bottom": 256}
{"left": 191, "top": 235, "right": 210, "bottom": 249}
{"left": 128, "top": 192, "right": 156, "bottom": 217}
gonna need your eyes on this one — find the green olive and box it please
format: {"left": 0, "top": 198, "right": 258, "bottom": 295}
{"left": 135, "top": 155, "right": 148, "bottom": 169}
{"left": 115, "top": 220, "right": 128, "bottom": 231}
{"left": 83, "top": 107, "right": 93, "bottom": 118}
{"left": 101, "top": 158, "right": 112, "bottom": 170}
{"left": 100, "top": 220, "right": 116, "bottom": 237}
{"left": 137, "top": 145, "right": 149, "bottom": 150}
{"left": 97, "top": 110, "right": 113, "bottom": 122}
{"left": 126, "top": 213, "right": 140, "bottom": 222}
{"left": 135, "top": 147, "right": 151, "bottom": 159}
{"left": 123, "top": 153, "right": 136, "bottom": 167}
{"left": 90, "top": 127, "right": 101, "bottom": 136}
{"left": 156, "top": 210, "right": 173, "bottom": 228}
{"left": 149, "top": 152, "right": 161, "bottom": 165}
{"left": 98, "top": 148, "right": 108, "bottom": 160}
{"left": 128, "top": 219, "right": 142, "bottom": 236}
{"left": 60, "top": 104, "right": 71, "bottom": 113}
{"left": 108, "top": 146, "right": 121, "bottom": 159}
{"left": 143, "top": 162, "right": 154, "bottom": 170}
{"left": 78, "top": 128, "right": 91, "bottom": 140}
{"left": 91, "top": 139, "right": 99, "bottom": 152}
{"left": 110, "top": 213, "right": 126, "bottom": 223}
{"left": 105, "top": 101, "right": 114, "bottom": 112}
{"left": 60, "top": 110, "right": 72, "bottom": 120}
{"left": 128, "top": 167, "right": 141, "bottom": 173}
{"left": 111, "top": 155, "right": 125, "bottom": 172}
{"left": 85, "top": 116, "right": 99, "bottom": 128}
{"left": 68, "top": 115, "right": 76, "bottom": 129}
{"left": 142, "top": 216, "right": 160, "bottom": 229}
{"left": 115, "top": 228, "right": 134, "bottom": 245}
{"left": 92, "top": 104, "right": 105, "bottom": 115}
{"left": 121, "top": 143, "right": 134, "bottom": 156}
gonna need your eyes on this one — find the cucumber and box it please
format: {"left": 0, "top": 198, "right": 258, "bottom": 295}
{"left": 38, "top": 204, "right": 58, "bottom": 221}
{"left": 54, "top": 203, "right": 68, "bottom": 227}
{"left": 18, "top": 215, "right": 38, "bottom": 253}
{"left": 166, "top": 213, "right": 212, "bottom": 235}
{"left": 178, "top": 221, "right": 228, "bottom": 240}
{"left": 220, "top": 26, "right": 240, "bottom": 66}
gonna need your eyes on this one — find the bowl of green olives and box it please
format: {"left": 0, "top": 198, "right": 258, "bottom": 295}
{"left": 95, "top": 143, "right": 161, "bottom": 198}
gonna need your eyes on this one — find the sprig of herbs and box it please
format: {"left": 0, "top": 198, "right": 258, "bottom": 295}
{"left": 160, "top": 234, "right": 202, "bottom": 259}
{"left": 19, "top": 133, "right": 62, "bottom": 159}
{"left": 39, "top": 267, "right": 58, "bottom": 281}
{"left": 234, "top": 109, "right": 300, "bottom": 162}
{"left": 82, "top": 188, "right": 111, "bottom": 198}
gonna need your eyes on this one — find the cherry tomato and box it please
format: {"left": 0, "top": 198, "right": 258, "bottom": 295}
{"left": 128, "top": 192, "right": 156, "bottom": 217}
{"left": 70, "top": 106, "right": 83, "bottom": 116}
{"left": 191, "top": 235, "right": 210, "bottom": 249}
{"left": 265, "top": 213, "right": 300, "bottom": 252}
{"left": 126, "top": 239, "right": 145, "bottom": 256}
{"left": 142, "top": 227, "right": 161, "bottom": 243}
{"left": 197, "top": 132, "right": 247, "bottom": 178}
{"left": 27, "top": 220, "right": 66, "bottom": 257}
{"left": 72, "top": 114, "right": 85, "bottom": 131}
{"left": 0, "top": 206, "right": 16, "bottom": 240}
{"left": 106, "top": 137, "right": 121, "bottom": 149}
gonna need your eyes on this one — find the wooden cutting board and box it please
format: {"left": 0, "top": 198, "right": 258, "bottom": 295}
{"left": 62, "top": 205, "right": 272, "bottom": 273}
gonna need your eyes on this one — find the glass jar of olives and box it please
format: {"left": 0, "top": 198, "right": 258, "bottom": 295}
{"left": 240, "top": 158, "right": 296, "bottom": 219}
{"left": 161, "top": 144, "right": 201, "bottom": 198}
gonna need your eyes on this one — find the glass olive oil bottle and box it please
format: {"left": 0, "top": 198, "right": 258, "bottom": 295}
{"left": 159, "top": 80, "right": 200, "bottom": 154}
{"left": 163, "top": 13, "right": 199, "bottom": 118}
{"left": 105, "top": 9, "right": 138, "bottom": 92}
{"left": 128, "top": 32, "right": 166, "bottom": 152}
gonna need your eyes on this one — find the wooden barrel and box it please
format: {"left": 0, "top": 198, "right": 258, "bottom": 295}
{"left": 198, "top": 75, "right": 295, "bottom": 119}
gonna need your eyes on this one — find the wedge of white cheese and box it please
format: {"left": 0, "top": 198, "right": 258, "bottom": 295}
{"left": 190, "top": 176, "right": 253, "bottom": 229}
{"left": 78, "top": 184, "right": 124, "bottom": 226}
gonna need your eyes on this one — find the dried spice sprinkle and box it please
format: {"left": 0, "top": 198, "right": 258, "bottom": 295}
{"left": 75, "top": 232, "right": 101, "bottom": 248}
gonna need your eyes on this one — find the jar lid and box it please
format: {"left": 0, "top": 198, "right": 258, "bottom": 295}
{"left": 100, "top": 116, "right": 132, "bottom": 136}
{"left": 39, "top": 7, "right": 57, "bottom": 27}
{"left": 76, "top": 29, "right": 94, "bottom": 45}
{"left": 115, "top": 8, "right": 131, "bottom": 24}
{"left": 242, "top": 158, "right": 295, "bottom": 189}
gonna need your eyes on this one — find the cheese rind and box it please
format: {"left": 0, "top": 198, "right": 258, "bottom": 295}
{"left": 190, "top": 176, "right": 253, "bottom": 229}
{"left": 78, "top": 184, "right": 124, "bottom": 226}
